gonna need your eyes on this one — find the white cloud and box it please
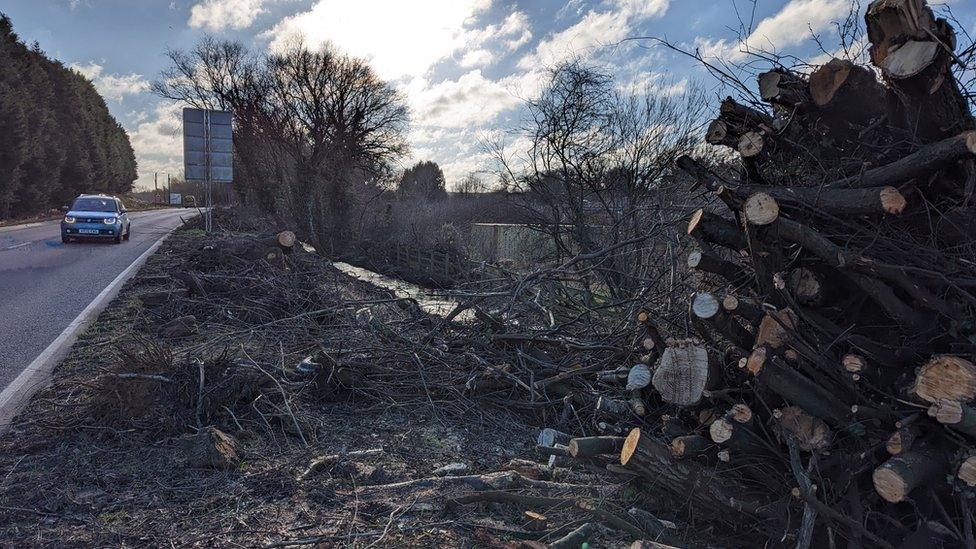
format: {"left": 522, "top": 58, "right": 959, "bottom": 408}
{"left": 518, "top": 0, "right": 669, "bottom": 69}
{"left": 745, "top": 0, "right": 849, "bottom": 54}
{"left": 500, "top": 12, "right": 533, "bottom": 50}
{"left": 611, "top": 0, "right": 670, "bottom": 19}
{"left": 696, "top": 0, "right": 850, "bottom": 61}
{"left": 402, "top": 69, "right": 524, "bottom": 184}
{"left": 129, "top": 102, "right": 185, "bottom": 183}
{"left": 409, "top": 70, "right": 520, "bottom": 129}
{"left": 616, "top": 71, "right": 688, "bottom": 96}
{"left": 263, "top": 0, "right": 483, "bottom": 80}
{"left": 70, "top": 62, "right": 103, "bottom": 80}
{"left": 459, "top": 49, "right": 492, "bottom": 68}
{"left": 464, "top": 10, "right": 533, "bottom": 53}
{"left": 70, "top": 62, "right": 150, "bottom": 102}
{"left": 188, "top": 0, "right": 265, "bottom": 31}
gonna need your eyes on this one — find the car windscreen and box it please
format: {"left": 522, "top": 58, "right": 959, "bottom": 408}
{"left": 71, "top": 198, "right": 117, "bottom": 212}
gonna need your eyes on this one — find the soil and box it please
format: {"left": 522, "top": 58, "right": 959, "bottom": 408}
{"left": 0, "top": 215, "right": 647, "bottom": 548}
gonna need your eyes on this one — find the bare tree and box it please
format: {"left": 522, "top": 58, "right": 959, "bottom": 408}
{"left": 154, "top": 38, "right": 408, "bottom": 252}
{"left": 494, "top": 60, "right": 707, "bottom": 296}
{"left": 456, "top": 172, "right": 493, "bottom": 194}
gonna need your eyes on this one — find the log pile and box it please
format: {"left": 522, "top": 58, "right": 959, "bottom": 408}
{"left": 516, "top": 2, "right": 976, "bottom": 545}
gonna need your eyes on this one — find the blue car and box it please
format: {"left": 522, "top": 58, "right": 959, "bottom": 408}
{"left": 61, "top": 194, "right": 131, "bottom": 244}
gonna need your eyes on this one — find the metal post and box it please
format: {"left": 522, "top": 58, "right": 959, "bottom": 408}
{"left": 204, "top": 110, "right": 213, "bottom": 233}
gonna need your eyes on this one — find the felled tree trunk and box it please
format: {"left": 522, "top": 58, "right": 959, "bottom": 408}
{"left": 832, "top": 131, "right": 976, "bottom": 189}
{"left": 809, "top": 58, "right": 889, "bottom": 126}
{"left": 872, "top": 445, "right": 950, "bottom": 502}
{"left": 651, "top": 341, "right": 717, "bottom": 406}
{"left": 620, "top": 428, "right": 777, "bottom": 529}
{"left": 692, "top": 292, "right": 753, "bottom": 351}
{"left": 912, "top": 355, "right": 976, "bottom": 404}
{"left": 746, "top": 348, "right": 852, "bottom": 427}
{"left": 927, "top": 399, "right": 976, "bottom": 437}
{"left": 866, "top": 0, "right": 975, "bottom": 142}
{"left": 722, "top": 294, "right": 764, "bottom": 325}
{"left": 773, "top": 406, "right": 832, "bottom": 452}
{"left": 568, "top": 436, "right": 625, "bottom": 458}
{"left": 669, "top": 434, "right": 713, "bottom": 459}
{"left": 687, "top": 209, "right": 747, "bottom": 251}
{"left": 759, "top": 69, "right": 811, "bottom": 109}
{"left": 733, "top": 184, "right": 908, "bottom": 216}
{"left": 687, "top": 250, "right": 745, "bottom": 282}
{"left": 958, "top": 455, "right": 976, "bottom": 488}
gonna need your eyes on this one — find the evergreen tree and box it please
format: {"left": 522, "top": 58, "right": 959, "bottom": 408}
{"left": 397, "top": 161, "right": 447, "bottom": 201}
{"left": 0, "top": 12, "right": 137, "bottom": 218}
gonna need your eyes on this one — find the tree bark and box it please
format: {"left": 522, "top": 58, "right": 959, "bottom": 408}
{"left": 620, "top": 428, "right": 777, "bottom": 526}
{"left": 733, "top": 184, "right": 908, "bottom": 216}
{"left": 872, "top": 446, "right": 950, "bottom": 503}
{"left": 832, "top": 131, "right": 976, "bottom": 189}
{"left": 722, "top": 294, "right": 764, "bottom": 325}
{"left": 748, "top": 350, "right": 852, "bottom": 427}
{"left": 687, "top": 249, "right": 745, "bottom": 282}
{"left": 759, "top": 69, "right": 811, "bottom": 109}
{"left": 688, "top": 209, "right": 747, "bottom": 251}
{"left": 809, "top": 58, "right": 889, "bottom": 126}
{"left": 866, "top": 0, "right": 975, "bottom": 142}
{"left": 568, "top": 436, "right": 626, "bottom": 458}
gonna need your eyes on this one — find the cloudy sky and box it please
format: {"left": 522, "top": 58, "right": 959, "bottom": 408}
{"left": 5, "top": 0, "right": 973, "bottom": 190}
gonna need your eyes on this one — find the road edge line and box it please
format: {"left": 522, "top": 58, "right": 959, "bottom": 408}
{"left": 0, "top": 219, "right": 185, "bottom": 433}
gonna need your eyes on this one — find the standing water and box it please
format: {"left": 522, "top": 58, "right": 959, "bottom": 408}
{"left": 330, "top": 261, "right": 470, "bottom": 320}
{"left": 299, "top": 242, "right": 470, "bottom": 319}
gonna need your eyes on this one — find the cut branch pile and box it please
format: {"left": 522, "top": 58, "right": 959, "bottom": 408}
{"left": 452, "top": 2, "right": 976, "bottom": 546}
{"left": 638, "top": 0, "right": 976, "bottom": 545}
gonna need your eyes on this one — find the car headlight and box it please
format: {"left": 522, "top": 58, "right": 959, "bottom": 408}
{"left": 64, "top": 216, "right": 76, "bottom": 224}
{"left": 103, "top": 217, "right": 117, "bottom": 224}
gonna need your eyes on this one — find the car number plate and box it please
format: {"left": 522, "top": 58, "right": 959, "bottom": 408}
{"left": 79, "top": 229, "right": 99, "bottom": 234}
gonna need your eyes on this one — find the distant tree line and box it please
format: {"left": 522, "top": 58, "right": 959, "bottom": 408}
{"left": 0, "top": 14, "right": 137, "bottom": 219}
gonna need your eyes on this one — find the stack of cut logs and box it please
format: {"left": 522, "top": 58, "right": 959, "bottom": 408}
{"left": 531, "top": 1, "right": 976, "bottom": 546}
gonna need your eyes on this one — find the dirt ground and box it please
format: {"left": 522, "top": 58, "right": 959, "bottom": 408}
{"left": 0, "top": 217, "right": 655, "bottom": 548}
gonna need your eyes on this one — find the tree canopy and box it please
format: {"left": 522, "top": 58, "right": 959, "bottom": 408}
{"left": 397, "top": 161, "right": 447, "bottom": 200}
{"left": 155, "top": 37, "right": 409, "bottom": 250}
{"left": 0, "top": 13, "right": 137, "bottom": 219}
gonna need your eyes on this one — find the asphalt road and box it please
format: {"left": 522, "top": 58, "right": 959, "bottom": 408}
{"left": 0, "top": 208, "right": 192, "bottom": 391}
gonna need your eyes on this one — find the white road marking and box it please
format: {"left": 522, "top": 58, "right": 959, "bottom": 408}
{"left": 0, "top": 212, "right": 193, "bottom": 432}
{"left": 2, "top": 242, "right": 30, "bottom": 251}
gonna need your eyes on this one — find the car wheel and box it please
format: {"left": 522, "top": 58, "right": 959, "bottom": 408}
{"left": 61, "top": 235, "right": 69, "bottom": 244}
{"left": 124, "top": 226, "right": 131, "bottom": 241}
{"left": 114, "top": 233, "right": 123, "bottom": 244}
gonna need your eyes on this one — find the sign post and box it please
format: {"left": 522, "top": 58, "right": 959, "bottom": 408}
{"left": 183, "top": 108, "right": 232, "bottom": 232}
